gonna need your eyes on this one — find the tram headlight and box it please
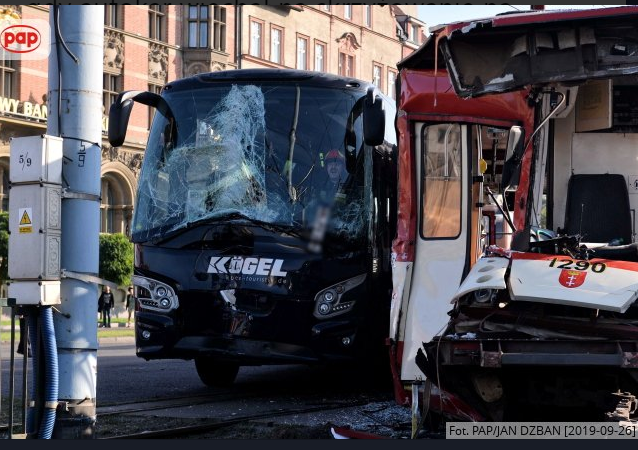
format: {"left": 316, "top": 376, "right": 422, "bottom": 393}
{"left": 313, "top": 274, "right": 367, "bottom": 319}
{"left": 132, "top": 275, "right": 179, "bottom": 313}
{"left": 473, "top": 289, "right": 493, "bottom": 304}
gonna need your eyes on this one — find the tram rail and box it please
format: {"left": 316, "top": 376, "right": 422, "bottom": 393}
{"left": 101, "top": 398, "right": 374, "bottom": 439}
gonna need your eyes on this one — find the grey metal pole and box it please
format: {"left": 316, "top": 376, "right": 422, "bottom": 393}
{"left": 46, "top": 5, "right": 103, "bottom": 438}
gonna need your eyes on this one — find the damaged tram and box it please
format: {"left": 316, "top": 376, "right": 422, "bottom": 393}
{"left": 391, "top": 7, "right": 638, "bottom": 421}
{"left": 108, "top": 69, "right": 397, "bottom": 386}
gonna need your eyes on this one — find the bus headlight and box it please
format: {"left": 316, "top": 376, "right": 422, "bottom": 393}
{"left": 156, "top": 286, "right": 168, "bottom": 297}
{"left": 133, "top": 275, "right": 179, "bottom": 313}
{"left": 313, "top": 273, "right": 366, "bottom": 319}
{"left": 318, "top": 302, "right": 331, "bottom": 315}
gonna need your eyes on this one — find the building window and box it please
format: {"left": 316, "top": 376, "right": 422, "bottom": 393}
{"left": 100, "top": 173, "right": 133, "bottom": 235}
{"left": 387, "top": 69, "right": 397, "bottom": 100}
{"left": 270, "top": 27, "right": 282, "bottom": 64}
{"left": 410, "top": 23, "right": 419, "bottom": 44}
{"left": 103, "top": 73, "right": 121, "bottom": 116}
{"left": 101, "top": 179, "right": 115, "bottom": 233}
{"left": 0, "top": 59, "right": 15, "bottom": 98}
{"left": 0, "top": 162, "right": 8, "bottom": 212}
{"left": 296, "top": 36, "right": 308, "bottom": 70}
{"left": 338, "top": 52, "right": 354, "bottom": 77}
{"left": 104, "top": 5, "right": 119, "bottom": 28}
{"left": 373, "top": 64, "right": 382, "bottom": 90}
{"left": 344, "top": 5, "right": 352, "bottom": 20}
{"left": 148, "top": 83, "right": 162, "bottom": 129}
{"left": 250, "top": 20, "right": 263, "bottom": 58}
{"left": 314, "top": 41, "right": 325, "bottom": 72}
{"left": 149, "top": 5, "right": 165, "bottom": 41}
{"left": 364, "top": 5, "right": 371, "bottom": 27}
{"left": 212, "top": 6, "right": 226, "bottom": 52}
{"left": 188, "top": 5, "right": 208, "bottom": 48}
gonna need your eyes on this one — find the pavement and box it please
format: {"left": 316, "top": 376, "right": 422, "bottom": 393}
{"left": 97, "top": 336, "right": 135, "bottom": 344}
{"left": 1, "top": 322, "right": 135, "bottom": 345}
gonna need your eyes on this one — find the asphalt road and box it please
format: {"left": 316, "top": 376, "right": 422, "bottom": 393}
{"left": 1, "top": 339, "right": 410, "bottom": 438}
{"left": 3, "top": 338, "right": 376, "bottom": 402}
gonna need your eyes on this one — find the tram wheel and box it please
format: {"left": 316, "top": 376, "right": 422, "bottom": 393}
{"left": 195, "top": 357, "right": 240, "bottom": 387}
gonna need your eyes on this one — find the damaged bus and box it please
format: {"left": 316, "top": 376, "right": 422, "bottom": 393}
{"left": 391, "top": 7, "right": 638, "bottom": 422}
{"left": 108, "top": 69, "right": 397, "bottom": 386}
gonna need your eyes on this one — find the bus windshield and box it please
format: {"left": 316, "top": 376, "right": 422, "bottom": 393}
{"left": 132, "top": 82, "right": 371, "bottom": 245}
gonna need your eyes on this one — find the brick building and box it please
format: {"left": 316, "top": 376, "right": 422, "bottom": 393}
{"left": 0, "top": 5, "right": 424, "bottom": 236}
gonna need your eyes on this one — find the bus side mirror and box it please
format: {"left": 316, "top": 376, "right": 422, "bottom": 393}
{"left": 501, "top": 126, "right": 525, "bottom": 191}
{"left": 363, "top": 87, "right": 385, "bottom": 146}
{"left": 109, "top": 91, "right": 140, "bottom": 147}
{"left": 108, "top": 90, "right": 172, "bottom": 147}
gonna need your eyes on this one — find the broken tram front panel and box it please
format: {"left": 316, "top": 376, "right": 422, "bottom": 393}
{"left": 393, "top": 7, "right": 638, "bottom": 421}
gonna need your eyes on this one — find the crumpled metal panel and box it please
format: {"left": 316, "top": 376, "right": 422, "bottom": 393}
{"left": 436, "top": 7, "right": 638, "bottom": 98}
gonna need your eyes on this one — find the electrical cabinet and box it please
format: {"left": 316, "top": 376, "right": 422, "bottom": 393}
{"left": 8, "top": 280, "right": 61, "bottom": 306}
{"left": 8, "top": 183, "right": 61, "bottom": 280}
{"left": 9, "top": 134, "right": 63, "bottom": 184}
{"left": 8, "top": 135, "right": 62, "bottom": 305}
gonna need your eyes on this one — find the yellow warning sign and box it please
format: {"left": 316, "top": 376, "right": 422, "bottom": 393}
{"left": 20, "top": 210, "right": 31, "bottom": 225}
{"left": 18, "top": 207, "right": 32, "bottom": 233}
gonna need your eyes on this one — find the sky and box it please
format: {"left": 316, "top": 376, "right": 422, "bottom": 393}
{"left": 417, "top": 5, "right": 623, "bottom": 35}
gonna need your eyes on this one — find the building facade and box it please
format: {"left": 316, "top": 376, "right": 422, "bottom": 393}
{"left": 0, "top": 5, "right": 424, "bottom": 236}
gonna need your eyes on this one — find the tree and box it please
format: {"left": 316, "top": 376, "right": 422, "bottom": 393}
{"left": 99, "top": 233, "right": 133, "bottom": 287}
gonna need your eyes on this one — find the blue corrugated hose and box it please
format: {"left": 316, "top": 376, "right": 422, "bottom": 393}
{"left": 38, "top": 307, "right": 58, "bottom": 439}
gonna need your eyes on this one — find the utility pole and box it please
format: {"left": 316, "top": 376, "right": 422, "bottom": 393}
{"left": 46, "top": 5, "right": 103, "bottom": 438}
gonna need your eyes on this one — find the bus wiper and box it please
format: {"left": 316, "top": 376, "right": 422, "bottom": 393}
{"left": 287, "top": 85, "right": 300, "bottom": 204}
{"left": 217, "top": 212, "right": 304, "bottom": 239}
{"left": 150, "top": 216, "right": 218, "bottom": 245}
{"left": 152, "top": 212, "right": 303, "bottom": 245}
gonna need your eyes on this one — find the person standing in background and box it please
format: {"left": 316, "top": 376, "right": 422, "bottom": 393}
{"left": 125, "top": 286, "right": 136, "bottom": 327}
{"left": 98, "top": 286, "right": 115, "bottom": 328}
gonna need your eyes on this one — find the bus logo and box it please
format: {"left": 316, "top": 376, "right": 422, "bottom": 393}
{"left": 208, "top": 256, "right": 288, "bottom": 277}
{"left": 1, "top": 25, "right": 41, "bottom": 53}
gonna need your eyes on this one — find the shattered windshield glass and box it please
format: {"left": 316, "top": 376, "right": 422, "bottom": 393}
{"left": 132, "top": 82, "right": 371, "bottom": 246}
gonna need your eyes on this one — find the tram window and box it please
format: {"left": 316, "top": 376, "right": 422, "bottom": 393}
{"left": 421, "top": 123, "right": 462, "bottom": 239}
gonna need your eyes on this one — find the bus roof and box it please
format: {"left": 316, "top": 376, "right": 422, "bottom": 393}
{"left": 164, "top": 69, "right": 376, "bottom": 93}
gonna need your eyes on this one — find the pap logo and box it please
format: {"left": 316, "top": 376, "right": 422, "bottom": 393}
{"left": 1, "top": 25, "right": 41, "bottom": 53}
{"left": 0, "top": 20, "right": 50, "bottom": 60}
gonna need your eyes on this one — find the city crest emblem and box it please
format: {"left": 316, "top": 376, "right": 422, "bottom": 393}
{"left": 559, "top": 269, "right": 587, "bottom": 288}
